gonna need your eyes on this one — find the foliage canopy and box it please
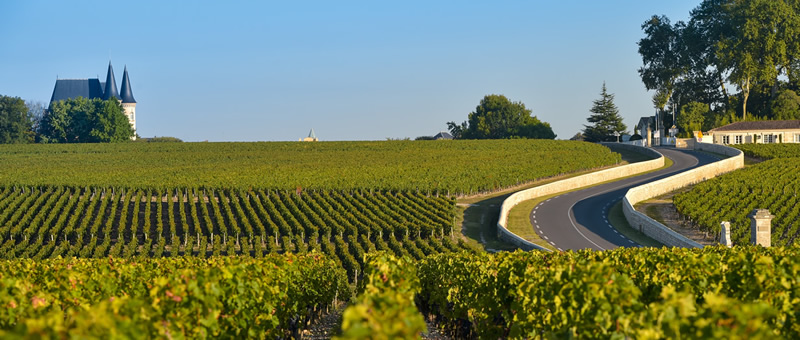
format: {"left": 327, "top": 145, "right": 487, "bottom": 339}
{"left": 448, "top": 94, "right": 555, "bottom": 140}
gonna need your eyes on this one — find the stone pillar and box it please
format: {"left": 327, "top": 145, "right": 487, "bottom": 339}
{"left": 749, "top": 209, "right": 774, "bottom": 247}
{"left": 720, "top": 221, "right": 732, "bottom": 247}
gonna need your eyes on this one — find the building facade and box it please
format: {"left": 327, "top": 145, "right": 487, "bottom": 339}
{"left": 707, "top": 120, "right": 800, "bottom": 145}
{"left": 49, "top": 62, "right": 137, "bottom": 136}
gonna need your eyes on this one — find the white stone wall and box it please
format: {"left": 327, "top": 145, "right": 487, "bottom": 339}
{"left": 622, "top": 143, "right": 744, "bottom": 248}
{"left": 496, "top": 144, "right": 664, "bottom": 251}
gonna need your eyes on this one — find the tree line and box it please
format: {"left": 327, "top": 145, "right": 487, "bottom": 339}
{"left": 639, "top": 0, "right": 800, "bottom": 132}
{"left": 0, "top": 95, "right": 135, "bottom": 144}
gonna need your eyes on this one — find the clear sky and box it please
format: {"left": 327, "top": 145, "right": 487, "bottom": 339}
{"left": 1, "top": 0, "right": 700, "bottom": 142}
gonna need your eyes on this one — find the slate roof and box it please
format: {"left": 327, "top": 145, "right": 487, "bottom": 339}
{"left": 710, "top": 120, "right": 800, "bottom": 132}
{"left": 101, "top": 62, "right": 119, "bottom": 100}
{"left": 49, "top": 79, "right": 104, "bottom": 103}
{"left": 119, "top": 66, "right": 136, "bottom": 103}
{"left": 433, "top": 131, "right": 453, "bottom": 140}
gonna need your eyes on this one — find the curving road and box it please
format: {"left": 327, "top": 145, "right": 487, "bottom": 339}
{"left": 530, "top": 147, "right": 720, "bottom": 251}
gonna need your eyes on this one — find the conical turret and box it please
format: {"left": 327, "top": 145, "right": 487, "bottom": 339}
{"left": 119, "top": 66, "right": 136, "bottom": 103}
{"left": 102, "top": 61, "right": 119, "bottom": 100}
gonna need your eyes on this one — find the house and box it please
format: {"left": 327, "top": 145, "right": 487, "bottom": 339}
{"left": 50, "top": 62, "right": 137, "bottom": 136}
{"left": 433, "top": 131, "right": 453, "bottom": 140}
{"left": 635, "top": 115, "right": 664, "bottom": 146}
{"left": 707, "top": 120, "right": 800, "bottom": 145}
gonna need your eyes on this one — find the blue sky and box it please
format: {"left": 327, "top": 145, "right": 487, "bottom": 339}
{"left": 1, "top": 1, "right": 699, "bottom": 141}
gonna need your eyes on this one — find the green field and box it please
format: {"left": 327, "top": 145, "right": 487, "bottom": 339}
{"left": 0, "top": 140, "right": 620, "bottom": 194}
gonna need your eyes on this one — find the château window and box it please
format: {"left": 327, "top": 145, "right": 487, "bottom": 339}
{"left": 795, "top": 134, "right": 800, "bottom": 143}
{"left": 765, "top": 134, "right": 775, "bottom": 143}
{"left": 734, "top": 135, "right": 742, "bottom": 144}
{"left": 722, "top": 135, "right": 730, "bottom": 144}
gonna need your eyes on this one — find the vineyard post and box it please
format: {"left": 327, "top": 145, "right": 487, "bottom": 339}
{"left": 224, "top": 233, "right": 227, "bottom": 246}
{"left": 354, "top": 268, "right": 358, "bottom": 287}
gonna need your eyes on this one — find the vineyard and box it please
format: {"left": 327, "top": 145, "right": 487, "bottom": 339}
{"left": 735, "top": 143, "right": 800, "bottom": 160}
{"left": 675, "top": 144, "right": 800, "bottom": 245}
{"left": 341, "top": 246, "right": 800, "bottom": 339}
{"left": 0, "top": 139, "right": 635, "bottom": 337}
{"left": 0, "top": 140, "right": 620, "bottom": 195}
{"left": 4, "top": 247, "right": 796, "bottom": 338}
{"left": 0, "top": 185, "right": 470, "bottom": 281}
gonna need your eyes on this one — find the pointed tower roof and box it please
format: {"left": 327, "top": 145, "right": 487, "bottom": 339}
{"left": 101, "top": 61, "right": 119, "bottom": 100}
{"left": 308, "top": 129, "right": 316, "bottom": 139}
{"left": 119, "top": 65, "right": 136, "bottom": 103}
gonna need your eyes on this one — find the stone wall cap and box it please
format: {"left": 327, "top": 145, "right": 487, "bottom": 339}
{"left": 750, "top": 209, "right": 775, "bottom": 219}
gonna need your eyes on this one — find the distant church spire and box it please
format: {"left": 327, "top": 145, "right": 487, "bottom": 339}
{"left": 102, "top": 61, "right": 119, "bottom": 100}
{"left": 119, "top": 65, "right": 136, "bottom": 103}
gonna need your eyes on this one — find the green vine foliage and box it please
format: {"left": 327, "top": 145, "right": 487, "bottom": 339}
{"left": 415, "top": 246, "right": 800, "bottom": 339}
{"left": 0, "top": 254, "right": 349, "bottom": 338}
{"left": 338, "top": 252, "right": 426, "bottom": 339}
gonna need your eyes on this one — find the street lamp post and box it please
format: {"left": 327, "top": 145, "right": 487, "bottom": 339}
{"left": 613, "top": 131, "right": 620, "bottom": 143}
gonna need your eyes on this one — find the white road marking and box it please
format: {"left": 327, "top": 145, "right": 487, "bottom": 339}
{"left": 543, "top": 235, "right": 549, "bottom": 240}
{"left": 549, "top": 241, "right": 555, "bottom": 246}
{"left": 557, "top": 247, "right": 564, "bottom": 251}
{"left": 567, "top": 201, "right": 606, "bottom": 251}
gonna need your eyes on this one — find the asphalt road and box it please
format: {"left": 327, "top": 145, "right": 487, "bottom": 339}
{"left": 530, "top": 147, "right": 721, "bottom": 251}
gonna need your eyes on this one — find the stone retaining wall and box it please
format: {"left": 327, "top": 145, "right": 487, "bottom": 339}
{"left": 497, "top": 144, "right": 664, "bottom": 251}
{"left": 622, "top": 143, "right": 744, "bottom": 248}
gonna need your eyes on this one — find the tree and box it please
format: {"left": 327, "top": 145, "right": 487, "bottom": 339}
{"left": 40, "top": 97, "right": 134, "bottom": 143}
{"left": 0, "top": 95, "right": 33, "bottom": 144}
{"left": 639, "top": 0, "right": 800, "bottom": 125}
{"left": 583, "top": 83, "right": 627, "bottom": 142}
{"left": 638, "top": 15, "right": 687, "bottom": 112}
{"left": 771, "top": 89, "right": 800, "bottom": 120}
{"left": 448, "top": 94, "right": 555, "bottom": 140}
{"left": 678, "top": 101, "right": 707, "bottom": 134}
{"left": 446, "top": 121, "right": 467, "bottom": 139}
{"left": 25, "top": 100, "right": 46, "bottom": 138}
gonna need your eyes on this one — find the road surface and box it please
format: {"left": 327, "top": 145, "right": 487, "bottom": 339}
{"left": 530, "top": 147, "right": 720, "bottom": 251}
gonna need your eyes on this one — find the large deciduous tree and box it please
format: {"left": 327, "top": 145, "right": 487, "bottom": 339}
{"left": 0, "top": 95, "right": 33, "bottom": 144}
{"left": 40, "top": 97, "right": 134, "bottom": 143}
{"left": 448, "top": 94, "right": 555, "bottom": 140}
{"left": 583, "top": 83, "right": 627, "bottom": 142}
{"left": 771, "top": 89, "right": 800, "bottom": 120}
{"left": 638, "top": 15, "right": 686, "bottom": 112}
{"left": 677, "top": 101, "right": 707, "bottom": 134}
{"left": 639, "top": 0, "right": 800, "bottom": 125}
